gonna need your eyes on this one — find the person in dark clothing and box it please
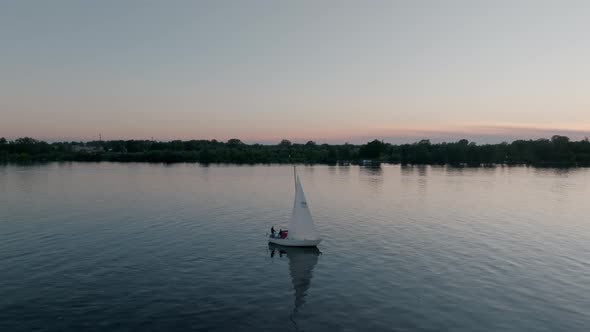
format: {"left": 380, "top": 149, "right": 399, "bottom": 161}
{"left": 271, "top": 226, "right": 275, "bottom": 237}
{"left": 278, "top": 229, "right": 283, "bottom": 238}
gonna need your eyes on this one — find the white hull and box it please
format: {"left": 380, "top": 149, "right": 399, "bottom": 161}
{"left": 268, "top": 236, "right": 322, "bottom": 247}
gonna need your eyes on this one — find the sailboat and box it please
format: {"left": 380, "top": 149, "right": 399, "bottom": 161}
{"left": 268, "top": 167, "right": 322, "bottom": 247}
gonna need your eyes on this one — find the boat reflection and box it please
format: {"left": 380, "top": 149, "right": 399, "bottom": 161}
{"left": 269, "top": 243, "right": 321, "bottom": 313}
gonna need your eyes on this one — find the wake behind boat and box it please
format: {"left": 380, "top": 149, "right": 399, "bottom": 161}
{"left": 268, "top": 167, "right": 322, "bottom": 247}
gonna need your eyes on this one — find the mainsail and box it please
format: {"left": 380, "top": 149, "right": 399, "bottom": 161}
{"left": 288, "top": 168, "right": 320, "bottom": 241}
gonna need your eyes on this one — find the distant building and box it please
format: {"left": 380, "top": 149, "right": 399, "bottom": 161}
{"left": 361, "top": 159, "right": 381, "bottom": 166}
{"left": 71, "top": 145, "right": 103, "bottom": 153}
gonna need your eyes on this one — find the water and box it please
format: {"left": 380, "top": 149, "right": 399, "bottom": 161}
{"left": 1, "top": 163, "right": 590, "bottom": 331}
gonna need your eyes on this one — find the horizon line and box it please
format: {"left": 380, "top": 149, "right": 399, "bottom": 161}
{"left": 4, "top": 135, "right": 589, "bottom": 146}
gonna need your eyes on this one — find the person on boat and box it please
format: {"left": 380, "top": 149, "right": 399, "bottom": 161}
{"left": 278, "top": 229, "right": 283, "bottom": 238}
{"left": 271, "top": 226, "right": 275, "bottom": 237}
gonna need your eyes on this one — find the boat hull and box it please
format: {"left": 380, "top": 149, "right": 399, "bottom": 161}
{"left": 268, "top": 237, "right": 322, "bottom": 247}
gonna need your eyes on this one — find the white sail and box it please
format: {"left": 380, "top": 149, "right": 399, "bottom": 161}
{"left": 288, "top": 171, "right": 320, "bottom": 241}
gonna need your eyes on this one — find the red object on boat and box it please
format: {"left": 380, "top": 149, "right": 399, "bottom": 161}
{"left": 281, "top": 230, "right": 288, "bottom": 239}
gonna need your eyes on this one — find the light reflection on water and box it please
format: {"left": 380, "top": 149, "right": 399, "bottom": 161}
{"left": 0, "top": 163, "right": 590, "bottom": 331}
{"left": 268, "top": 243, "right": 321, "bottom": 331}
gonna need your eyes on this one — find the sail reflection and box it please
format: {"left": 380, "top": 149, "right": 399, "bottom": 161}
{"left": 269, "top": 243, "right": 321, "bottom": 312}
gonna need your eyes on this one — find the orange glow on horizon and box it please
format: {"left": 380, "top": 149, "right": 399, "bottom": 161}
{"left": 4, "top": 122, "right": 589, "bottom": 144}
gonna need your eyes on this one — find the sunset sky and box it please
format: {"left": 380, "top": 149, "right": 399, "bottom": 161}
{"left": 1, "top": 1, "right": 589, "bottom": 143}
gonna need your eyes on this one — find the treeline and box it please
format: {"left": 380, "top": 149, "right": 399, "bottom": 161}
{"left": 1, "top": 136, "right": 590, "bottom": 166}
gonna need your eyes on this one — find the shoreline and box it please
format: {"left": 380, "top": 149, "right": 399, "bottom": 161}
{"left": 1, "top": 136, "right": 589, "bottom": 166}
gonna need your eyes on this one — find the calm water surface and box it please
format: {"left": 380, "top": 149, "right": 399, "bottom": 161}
{"left": 1, "top": 163, "right": 589, "bottom": 331}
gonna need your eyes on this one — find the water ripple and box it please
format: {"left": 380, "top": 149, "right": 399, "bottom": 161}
{"left": 1, "top": 164, "right": 590, "bottom": 331}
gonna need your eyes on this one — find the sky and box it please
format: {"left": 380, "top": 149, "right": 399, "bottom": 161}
{"left": 1, "top": 0, "right": 590, "bottom": 144}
